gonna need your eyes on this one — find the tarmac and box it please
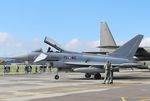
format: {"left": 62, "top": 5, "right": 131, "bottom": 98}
{"left": 0, "top": 69, "right": 150, "bottom": 101}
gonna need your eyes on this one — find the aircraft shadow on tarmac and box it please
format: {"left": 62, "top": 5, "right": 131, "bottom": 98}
{"left": 69, "top": 76, "right": 150, "bottom": 80}
{"left": 112, "top": 76, "right": 150, "bottom": 80}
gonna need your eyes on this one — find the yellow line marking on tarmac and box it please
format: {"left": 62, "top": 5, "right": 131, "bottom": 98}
{"left": 121, "top": 96, "right": 126, "bottom": 101}
{"left": 120, "top": 97, "right": 150, "bottom": 101}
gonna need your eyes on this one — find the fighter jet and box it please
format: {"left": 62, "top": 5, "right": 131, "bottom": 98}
{"left": 98, "top": 22, "right": 150, "bottom": 61}
{"left": 34, "top": 34, "right": 145, "bottom": 80}
{"left": 0, "top": 48, "right": 52, "bottom": 69}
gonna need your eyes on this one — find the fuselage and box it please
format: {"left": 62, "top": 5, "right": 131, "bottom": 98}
{"left": 44, "top": 52, "right": 134, "bottom": 69}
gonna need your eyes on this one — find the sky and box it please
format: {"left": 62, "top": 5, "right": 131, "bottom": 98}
{"left": 0, "top": 0, "right": 150, "bottom": 56}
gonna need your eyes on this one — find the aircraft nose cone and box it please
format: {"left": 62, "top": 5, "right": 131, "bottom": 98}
{"left": 12, "top": 54, "right": 28, "bottom": 61}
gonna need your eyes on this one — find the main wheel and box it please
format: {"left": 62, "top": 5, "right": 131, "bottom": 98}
{"left": 85, "top": 73, "right": 91, "bottom": 78}
{"left": 94, "top": 73, "right": 101, "bottom": 80}
{"left": 55, "top": 75, "right": 59, "bottom": 80}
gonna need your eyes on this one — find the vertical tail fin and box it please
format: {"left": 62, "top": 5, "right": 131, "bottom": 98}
{"left": 100, "top": 22, "right": 117, "bottom": 47}
{"left": 109, "top": 34, "right": 143, "bottom": 59}
{"left": 100, "top": 22, "right": 117, "bottom": 53}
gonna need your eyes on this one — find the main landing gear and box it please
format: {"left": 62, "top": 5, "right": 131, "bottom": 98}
{"left": 85, "top": 73, "right": 91, "bottom": 78}
{"left": 85, "top": 73, "right": 101, "bottom": 79}
{"left": 94, "top": 73, "right": 101, "bottom": 79}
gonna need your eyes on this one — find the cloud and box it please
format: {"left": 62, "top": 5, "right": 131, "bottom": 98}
{"left": 65, "top": 38, "right": 80, "bottom": 50}
{"left": 0, "top": 32, "right": 23, "bottom": 48}
{"left": 22, "top": 38, "right": 47, "bottom": 52}
{"left": 65, "top": 38, "right": 99, "bottom": 52}
{"left": 0, "top": 32, "right": 46, "bottom": 57}
{"left": 0, "top": 34, "right": 149, "bottom": 57}
{"left": 87, "top": 40, "right": 100, "bottom": 49}
{"left": 0, "top": 32, "right": 9, "bottom": 43}
{"left": 140, "top": 37, "right": 150, "bottom": 46}
{"left": 111, "top": 37, "right": 150, "bottom": 47}
{"left": 64, "top": 37, "right": 150, "bottom": 52}
{"left": 80, "top": 40, "right": 100, "bottom": 52}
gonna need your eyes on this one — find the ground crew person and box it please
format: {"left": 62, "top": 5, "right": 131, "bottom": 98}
{"left": 24, "top": 65, "right": 28, "bottom": 74}
{"left": 103, "top": 61, "right": 111, "bottom": 84}
{"left": 29, "top": 66, "right": 32, "bottom": 73}
{"left": 16, "top": 65, "right": 19, "bottom": 72}
{"left": 108, "top": 63, "right": 113, "bottom": 84}
{"left": 35, "top": 66, "right": 38, "bottom": 73}
{"left": 3, "top": 65, "right": 6, "bottom": 73}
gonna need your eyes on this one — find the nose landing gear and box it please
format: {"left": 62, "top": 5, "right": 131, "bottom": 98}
{"left": 54, "top": 75, "right": 59, "bottom": 80}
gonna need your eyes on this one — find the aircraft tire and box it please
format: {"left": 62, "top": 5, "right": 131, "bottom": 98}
{"left": 85, "top": 73, "right": 91, "bottom": 78}
{"left": 94, "top": 73, "right": 101, "bottom": 80}
{"left": 55, "top": 75, "right": 59, "bottom": 80}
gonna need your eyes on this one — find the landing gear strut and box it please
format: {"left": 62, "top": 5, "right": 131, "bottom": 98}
{"left": 54, "top": 68, "right": 59, "bottom": 80}
{"left": 85, "top": 73, "right": 91, "bottom": 78}
{"left": 94, "top": 73, "right": 101, "bottom": 79}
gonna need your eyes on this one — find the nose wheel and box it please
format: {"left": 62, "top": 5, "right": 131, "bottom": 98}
{"left": 54, "top": 75, "right": 59, "bottom": 80}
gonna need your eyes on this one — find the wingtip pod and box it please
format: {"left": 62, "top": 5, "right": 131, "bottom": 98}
{"left": 109, "top": 34, "right": 144, "bottom": 59}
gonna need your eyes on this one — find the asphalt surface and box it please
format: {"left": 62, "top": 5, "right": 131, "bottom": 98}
{"left": 0, "top": 69, "right": 150, "bottom": 101}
